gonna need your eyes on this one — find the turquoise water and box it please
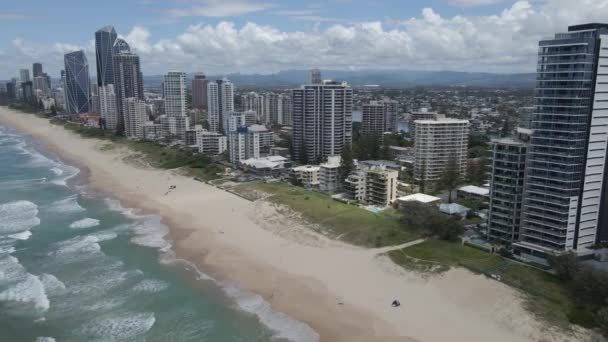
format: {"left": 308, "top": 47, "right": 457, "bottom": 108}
{"left": 0, "top": 124, "right": 318, "bottom": 342}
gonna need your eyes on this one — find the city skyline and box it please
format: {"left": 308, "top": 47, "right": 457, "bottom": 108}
{"left": 2, "top": 0, "right": 608, "bottom": 79}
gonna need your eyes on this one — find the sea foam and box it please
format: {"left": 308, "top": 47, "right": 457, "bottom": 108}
{"left": 45, "top": 195, "right": 85, "bottom": 213}
{"left": 69, "top": 218, "right": 100, "bottom": 229}
{"left": 0, "top": 255, "right": 50, "bottom": 313}
{"left": 105, "top": 198, "right": 319, "bottom": 342}
{"left": 78, "top": 312, "right": 155, "bottom": 341}
{"left": 222, "top": 282, "right": 320, "bottom": 342}
{"left": 0, "top": 200, "right": 40, "bottom": 236}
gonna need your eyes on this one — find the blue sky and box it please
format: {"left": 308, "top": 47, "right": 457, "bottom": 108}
{"left": 0, "top": 0, "right": 511, "bottom": 44}
{"left": 1, "top": 0, "right": 607, "bottom": 78}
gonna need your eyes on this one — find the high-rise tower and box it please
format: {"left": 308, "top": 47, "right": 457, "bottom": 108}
{"left": 192, "top": 73, "right": 208, "bottom": 109}
{"left": 64, "top": 50, "right": 90, "bottom": 114}
{"left": 95, "top": 25, "right": 117, "bottom": 87}
{"left": 291, "top": 80, "right": 353, "bottom": 163}
{"left": 112, "top": 38, "right": 143, "bottom": 133}
{"left": 510, "top": 23, "right": 608, "bottom": 260}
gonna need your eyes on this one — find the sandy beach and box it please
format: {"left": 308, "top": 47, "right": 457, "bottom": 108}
{"left": 0, "top": 107, "right": 589, "bottom": 342}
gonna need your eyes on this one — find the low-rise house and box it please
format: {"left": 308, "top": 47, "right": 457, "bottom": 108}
{"left": 440, "top": 203, "right": 470, "bottom": 216}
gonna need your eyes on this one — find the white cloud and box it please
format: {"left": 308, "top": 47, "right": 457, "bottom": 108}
{"left": 447, "top": 0, "right": 505, "bottom": 7}
{"left": 168, "top": 0, "right": 273, "bottom": 18}
{"left": 4, "top": 0, "right": 608, "bottom": 78}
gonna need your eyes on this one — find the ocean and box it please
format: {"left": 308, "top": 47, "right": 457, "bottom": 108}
{"left": 0, "top": 124, "right": 319, "bottom": 342}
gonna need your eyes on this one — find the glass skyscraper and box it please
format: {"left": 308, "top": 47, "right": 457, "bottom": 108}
{"left": 512, "top": 24, "right": 608, "bottom": 261}
{"left": 64, "top": 50, "right": 90, "bottom": 114}
{"left": 95, "top": 25, "right": 117, "bottom": 87}
{"left": 112, "top": 39, "right": 143, "bottom": 133}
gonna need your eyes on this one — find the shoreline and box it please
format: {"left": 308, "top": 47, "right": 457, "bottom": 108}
{"left": 0, "top": 107, "right": 585, "bottom": 342}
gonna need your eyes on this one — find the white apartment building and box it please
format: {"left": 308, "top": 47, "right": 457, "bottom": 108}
{"left": 53, "top": 87, "right": 66, "bottom": 111}
{"left": 319, "top": 155, "right": 341, "bottom": 192}
{"left": 229, "top": 127, "right": 261, "bottom": 164}
{"left": 292, "top": 165, "right": 320, "bottom": 188}
{"left": 364, "top": 165, "right": 399, "bottom": 207}
{"left": 199, "top": 131, "right": 227, "bottom": 155}
{"left": 292, "top": 80, "right": 353, "bottom": 163}
{"left": 124, "top": 97, "right": 147, "bottom": 139}
{"left": 242, "top": 92, "right": 265, "bottom": 122}
{"left": 344, "top": 170, "right": 366, "bottom": 202}
{"left": 247, "top": 124, "right": 273, "bottom": 153}
{"left": 99, "top": 84, "right": 118, "bottom": 131}
{"left": 414, "top": 118, "right": 469, "bottom": 185}
{"left": 160, "top": 115, "right": 190, "bottom": 140}
{"left": 163, "top": 72, "right": 186, "bottom": 117}
{"left": 143, "top": 122, "right": 162, "bottom": 141}
{"left": 207, "top": 78, "right": 234, "bottom": 132}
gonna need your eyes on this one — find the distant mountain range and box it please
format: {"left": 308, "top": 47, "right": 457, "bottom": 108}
{"left": 142, "top": 69, "right": 536, "bottom": 88}
{"left": 1, "top": 69, "right": 536, "bottom": 89}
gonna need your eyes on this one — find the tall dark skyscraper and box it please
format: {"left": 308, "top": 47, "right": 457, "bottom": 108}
{"left": 32, "top": 63, "right": 43, "bottom": 78}
{"left": 64, "top": 50, "right": 90, "bottom": 114}
{"left": 192, "top": 73, "right": 208, "bottom": 109}
{"left": 95, "top": 25, "right": 117, "bottom": 87}
{"left": 112, "top": 38, "right": 143, "bottom": 132}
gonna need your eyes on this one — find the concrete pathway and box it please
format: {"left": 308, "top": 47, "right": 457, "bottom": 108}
{"left": 370, "top": 238, "right": 427, "bottom": 255}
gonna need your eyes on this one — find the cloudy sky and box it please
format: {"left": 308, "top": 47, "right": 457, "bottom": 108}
{"left": 2, "top": 0, "right": 608, "bottom": 79}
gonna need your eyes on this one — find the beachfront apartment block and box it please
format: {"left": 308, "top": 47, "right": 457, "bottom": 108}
{"left": 229, "top": 127, "right": 260, "bottom": 164}
{"left": 364, "top": 165, "right": 398, "bottom": 207}
{"left": 344, "top": 170, "right": 366, "bottom": 202}
{"left": 292, "top": 165, "right": 321, "bottom": 188}
{"left": 143, "top": 122, "right": 162, "bottom": 141}
{"left": 319, "top": 155, "right": 341, "bottom": 192}
{"left": 483, "top": 24, "right": 608, "bottom": 263}
{"left": 512, "top": 24, "right": 608, "bottom": 261}
{"left": 99, "top": 85, "right": 118, "bottom": 131}
{"left": 113, "top": 41, "right": 144, "bottom": 132}
{"left": 163, "top": 72, "right": 186, "bottom": 117}
{"left": 64, "top": 50, "right": 90, "bottom": 114}
{"left": 488, "top": 137, "right": 528, "bottom": 245}
{"left": 124, "top": 98, "right": 147, "bottom": 140}
{"left": 291, "top": 79, "right": 353, "bottom": 163}
{"left": 343, "top": 164, "right": 398, "bottom": 207}
{"left": 160, "top": 114, "right": 190, "bottom": 140}
{"left": 199, "top": 131, "right": 227, "bottom": 155}
{"left": 413, "top": 118, "right": 469, "bottom": 186}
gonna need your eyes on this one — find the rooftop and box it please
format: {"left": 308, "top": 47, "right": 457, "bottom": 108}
{"left": 293, "top": 165, "right": 320, "bottom": 172}
{"left": 458, "top": 185, "right": 490, "bottom": 196}
{"left": 414, "top": 118, "right": 469, "bottom": 124}
{"left": 241, "top": 156, "right": 288, "bottom": 169}
{"left": 398, "top": 193, "right": 441, "bottom": 204}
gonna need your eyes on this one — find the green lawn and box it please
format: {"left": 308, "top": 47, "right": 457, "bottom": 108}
{"left": 389, "top": 240, "right": 573, "bottom": 328}
{"left": 54, "top": 120, "right": 223, "bottom": 181}
{"left": 231, "top": 182, "right": 419, "bottom": 247}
